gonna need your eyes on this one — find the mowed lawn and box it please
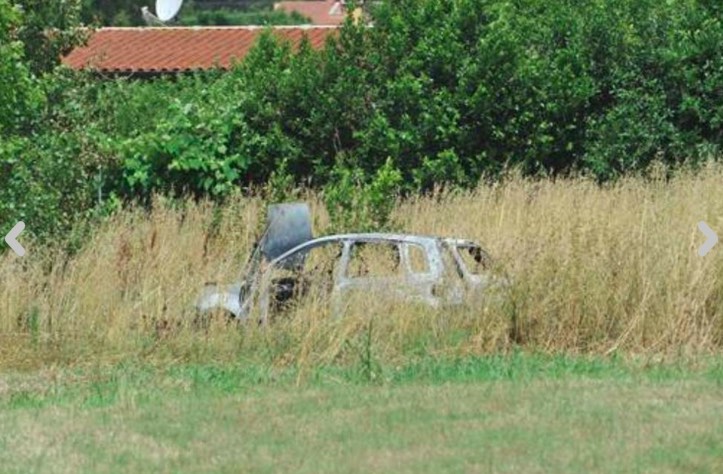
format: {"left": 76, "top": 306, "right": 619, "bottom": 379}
{"left": 0, "top": 357, "right": 721, "bottom": 474}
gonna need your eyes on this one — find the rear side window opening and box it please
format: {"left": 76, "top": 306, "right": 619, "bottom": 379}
{"left": 454, "top": 245, "right": 490, "bottom": 275}
{"left": 444, "top": 243, "right": 490, "bottom": 277}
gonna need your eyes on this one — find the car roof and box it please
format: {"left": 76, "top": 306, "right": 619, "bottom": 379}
{"left": 268, "top": 233, "right": 484, "bottom": 265}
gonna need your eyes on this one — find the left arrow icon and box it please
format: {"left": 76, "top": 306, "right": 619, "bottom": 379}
{"left": 5, "top": 221, "right": 26, "bottom": 257}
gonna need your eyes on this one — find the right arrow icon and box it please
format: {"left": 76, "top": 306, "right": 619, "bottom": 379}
{"left": 697, "top": 221, "right": 718, "bottom": 257}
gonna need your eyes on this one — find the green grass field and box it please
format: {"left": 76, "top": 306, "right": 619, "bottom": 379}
{"left": 1, "top": 355, "right": 721, "bottom": 473}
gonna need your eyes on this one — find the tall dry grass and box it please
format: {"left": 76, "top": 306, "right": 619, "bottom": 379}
{"left": 1, "top": 167, "right": 723, "bottom": 370}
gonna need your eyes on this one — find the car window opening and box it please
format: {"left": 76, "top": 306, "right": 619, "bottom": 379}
{"left": 347, "top": 242, "right": 403, "bottom": 278}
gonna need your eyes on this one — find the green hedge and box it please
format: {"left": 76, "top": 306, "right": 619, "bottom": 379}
{"left": 1, "top": 0, "right": 722, "bottom": 237}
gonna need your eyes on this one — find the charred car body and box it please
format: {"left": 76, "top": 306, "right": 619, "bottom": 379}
{"left": 196, "top": 203, "right": 502, "bottom": 322}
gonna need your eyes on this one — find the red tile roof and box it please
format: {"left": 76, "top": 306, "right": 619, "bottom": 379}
{"left": 62, "top": 26, "right": 337, "bottom": 74}
{"left": 274, "top": 1, "right": 346, "bottom": 26}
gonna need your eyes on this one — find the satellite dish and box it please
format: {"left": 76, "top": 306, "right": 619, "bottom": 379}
{"left": 155, "top": 0, "right": 183, "bottom": 22}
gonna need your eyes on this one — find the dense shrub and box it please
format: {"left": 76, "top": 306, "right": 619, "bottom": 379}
{"left": 1, "top": 0, "right": 722, "bottom": 238}
{"left": 105, "top": 0, "right": 723, "bottom": 196}
{"left": 0, "top": 1, "right": 42, "bottom": 134}
{"left": 14, "top": 0, "right": 86, "bottom": 74}
{"left": 0, "top": 134, "right": 99, "bottom": 240}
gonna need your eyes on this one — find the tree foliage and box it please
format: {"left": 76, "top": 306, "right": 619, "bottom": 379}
{"left": 0, "top": 0, "right": 41, "bottom": 133}
{"left": 1, "top": 0, "right": 722, "bottom": 238}
{"left": 14, "top": 0, "right": 86, "bottom": 74}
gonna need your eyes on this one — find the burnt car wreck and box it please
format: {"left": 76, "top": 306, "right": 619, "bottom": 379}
{"left": 196, "top": 203, "right": 502, "bottom": 322}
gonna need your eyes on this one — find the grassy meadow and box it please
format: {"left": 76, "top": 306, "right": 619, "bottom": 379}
{"left": 2, "top": 166, "right": 723, "bottom": 369}
{"left": 2, "top": 167, "right": 723, "bottom": 472}
{"left": 0, "top": 356, "right": 721, "bottom": 473}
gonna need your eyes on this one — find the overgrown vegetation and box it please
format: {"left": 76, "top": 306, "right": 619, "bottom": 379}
{"left": 1, "top": 0, "right": 721, "bottom": 240}
{"left": 3, "top": 4, "right": 721, "bottom": 469}
{"left": 2, "top": 168, "right": 723, "bottom": 371}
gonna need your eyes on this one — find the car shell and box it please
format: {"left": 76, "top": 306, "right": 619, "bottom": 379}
{"left": 197, "top": 232, "right": 499, "bottom": 322}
